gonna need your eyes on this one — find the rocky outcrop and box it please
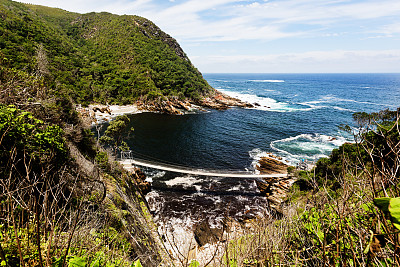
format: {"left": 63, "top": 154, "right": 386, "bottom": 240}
{"left": 132, "top": 168, "right": 151, "bottom": 195}
{"left": 197, "top": 91, "right": 253, "bottom": 110}
{"left": 255, "top": 156, "right": 296, "bottom": 211}
{"left": 137, "top": 98, "right": 191, "bottom": 115}
{"left": 137, "top": 91, "right": 253, "bottom": 114}
{"left": 257, "top": 156, "right": 288, "bottom": 174}
{"left": 193, "top": 220, "right": 223, "bottom": 247}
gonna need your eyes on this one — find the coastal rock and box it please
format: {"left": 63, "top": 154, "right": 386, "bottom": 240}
{"left": 257, "top": 157, "right": 288, "bottom": 174}
{"left": 255, "top": 156, "right": 297, "bottom": 210}
{"left": 193, "top": 220, "right": 223, "bottom": 247}
{"left": 133, "top": 168, "right": 151, "bottom": 195}
{"left": 195, "top": 91, "right": 254, "bottom": 111}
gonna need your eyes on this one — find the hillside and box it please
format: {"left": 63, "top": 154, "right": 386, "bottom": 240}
{"left": 0, "top": 0, "right": 213, "bottom": 105}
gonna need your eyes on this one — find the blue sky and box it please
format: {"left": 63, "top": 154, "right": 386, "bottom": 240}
{"left": 18, "top": 0, "right": 400, "bottom": 73}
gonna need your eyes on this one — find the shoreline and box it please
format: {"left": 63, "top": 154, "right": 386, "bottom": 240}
{"left": 76, "top": 89, "right": 254, "bottom": 125}
{"left": 76, "top": 103, "right": 142, "bottom": 125}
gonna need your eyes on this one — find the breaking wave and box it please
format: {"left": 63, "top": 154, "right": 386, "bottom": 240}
{"left": 218, "top": 89, "right": 314, "bottom": 112}
{"left": 249, "top": 80, "right": 285, "bottom": 83}
{"left": 250, "top": 133, "right": 351, "bottom": 166}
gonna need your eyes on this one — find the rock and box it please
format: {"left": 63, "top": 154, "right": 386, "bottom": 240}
{"left": 138, "top": 181, "right": 151, "bottom": 195}
{"left": 133, "top": 168, "right": 151, "bottom": 195}
{"left": 193, "top": 220, "right": 222, "bottom": 247}
{"left": 257, "top": 157, "right": 288, "bottom": 174}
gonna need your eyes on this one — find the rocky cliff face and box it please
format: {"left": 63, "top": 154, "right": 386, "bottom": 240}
{"left": 255, "top": 156, "right": 296, "bottom": 212}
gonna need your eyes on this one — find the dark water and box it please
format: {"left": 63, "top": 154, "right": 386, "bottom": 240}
{"left": 120, "top": 73, "right": 400, "bottom": 226}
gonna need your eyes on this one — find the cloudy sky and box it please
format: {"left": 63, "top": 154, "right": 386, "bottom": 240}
{"left": 18, "top": 0, "right": 400, "bottom": 73}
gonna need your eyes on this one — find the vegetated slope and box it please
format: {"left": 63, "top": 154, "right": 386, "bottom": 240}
{"left": 0, "top": 16, "right": 169, "bottom": 267}
{"left": 0, "top": 0, "right": 213, "bottom": 105}
{"left": 0, "top": 58, "right": 169, "bottom": 266}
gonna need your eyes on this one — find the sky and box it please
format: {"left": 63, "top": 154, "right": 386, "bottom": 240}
{"left": 17, "top": 0, "right": 400, "bottom": 73}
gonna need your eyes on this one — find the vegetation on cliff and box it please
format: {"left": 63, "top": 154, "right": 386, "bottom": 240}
{"left": 0, "top": 0, "right": 213, "bottom": 106}
{"left": 0, "top": 48, "right": 167, "bottom": 266}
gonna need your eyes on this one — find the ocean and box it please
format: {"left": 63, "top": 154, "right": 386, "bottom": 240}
{"left": 122, "top": 73, "right": 400, "bottom": 228}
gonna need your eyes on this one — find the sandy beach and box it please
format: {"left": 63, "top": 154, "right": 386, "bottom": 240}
{"left": 76, "top": 104, "right": 142, "bottom": 125}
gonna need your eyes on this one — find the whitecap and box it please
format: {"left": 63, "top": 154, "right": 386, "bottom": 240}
{"left": 164, "top": 176, "right": 202, "bottom": 192}
{"left": 249, "top": 133, "right": 351, "bottom": 166}
{"left": 249, "top": 79, "right": 285, "bottom": 83}
{"left": 269, "top": 133, "right": 350, "bottom": 164}
{"left": 218, "top": 89, "right": 314, "bottom": 112}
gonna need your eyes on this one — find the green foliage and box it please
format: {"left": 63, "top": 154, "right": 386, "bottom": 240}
{"left": 0, "top": 0, "right": 212, "bottom": 105}
{"left": 188, "top": 260, "right": 199, "bottom": 267}
{"left": 132, "top": 259, "right": 142, "bottom": 267}
{"left": 95, "top": 151, "right": 109, "bottom": 170}
{"left": 0, "top": 105, "right": 67, "bottom": 163}
{"left": 99, "top": 115, "right": 132, "bottom": 154}
{"left": 374, "top": 197, "right": 400, "bottom": 230}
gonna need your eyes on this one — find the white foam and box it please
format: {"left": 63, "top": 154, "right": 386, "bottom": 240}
{"left": 145, "top": 170, "right": 166, "bottom": 183}
{"left": 249, "top": 133, "right": 351, "bottom": 166}
{"left": 249, "top": 80, "right": 285, "bottom": 83}
{"left": 270, "top": 133, "right": 349, "bottom": 164}
{"left": 164, "top": 176, "right": 202, "bottom": 192}
{"left": 219, "top": 89, "right": 314, "bottom": 112}
{"left": 306, "top": 95, "right": 390, "bottom": 107}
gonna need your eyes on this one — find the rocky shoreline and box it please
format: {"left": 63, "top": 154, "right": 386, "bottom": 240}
{"left": 136, "top": 90, "right": 254, "bottom": 115}
{"left": 255, "top": 155, "right": 296, "bottom": 212}
{"left": 76, "top": 90, "right": 254, "bottom": 125}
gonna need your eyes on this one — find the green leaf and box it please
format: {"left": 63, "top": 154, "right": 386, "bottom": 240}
{"left": 373, "top": 197, "right": 391, "bottom": 213}
{"left": 389, "top": 198, "right": 400, "bottom": 230}
{"left": 68, "top": 256, "right": 87, "bottom": 267}
{"left": 132, "top": 260, "right": 142, "bottom": 267}
{"left": 189, "top": 260, "right": 200, "bottom": 267}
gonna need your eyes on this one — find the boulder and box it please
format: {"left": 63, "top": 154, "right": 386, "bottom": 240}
{"left": 193, "top": 220, "right": 222, "bottom": 247}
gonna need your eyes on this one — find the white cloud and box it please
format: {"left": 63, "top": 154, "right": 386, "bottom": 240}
{"left": 192, "top": 50, "right": 400, "bottom": 73}
{"left": 17, "top": 0, "right": 400, "bottom": 42}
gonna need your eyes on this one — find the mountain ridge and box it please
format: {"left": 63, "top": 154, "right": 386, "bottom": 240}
{"left": 0, "top": 0, "right": 213, "bottom": 106}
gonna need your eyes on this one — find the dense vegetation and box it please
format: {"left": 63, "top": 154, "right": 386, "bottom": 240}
{"left": 0, "top": 0, "right": 212, "bottom": 106}
{"left": 0, "top": 40, "right": 167, "bottom": 267}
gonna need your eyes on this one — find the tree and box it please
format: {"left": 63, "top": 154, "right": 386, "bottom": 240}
{"left": 99, "top": 115, "right": 133, "bottom": 155}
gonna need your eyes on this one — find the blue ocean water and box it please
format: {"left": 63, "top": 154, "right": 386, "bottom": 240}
{"left": 127, "top": 73, "right": 400, "bottom": 170}
{"left": 124, "top": 73, "right": 400, "bottom": 226}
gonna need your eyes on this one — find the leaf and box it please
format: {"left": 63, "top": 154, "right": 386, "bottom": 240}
{"left": 389, "top": 198, "right": 400, "bottom": 230}
{"left": 68, "top": 256, "right": 87, "bottom": 267}
{"left": 132, "top": 260, "right": 142, "bottom": 267}
{"left": 189, "top": 260, "right": 200, "bottom": 267}
{"left": 373, "top": 197, "right": 391, "bottom": 213}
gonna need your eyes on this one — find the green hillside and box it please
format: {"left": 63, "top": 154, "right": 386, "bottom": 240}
{"left": 0, "top": 0, "right": 212, "bottom": 105}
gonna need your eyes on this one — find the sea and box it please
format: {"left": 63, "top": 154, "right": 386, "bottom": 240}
{"left": 120, "top": 73, "right": 400, "bottom": 232}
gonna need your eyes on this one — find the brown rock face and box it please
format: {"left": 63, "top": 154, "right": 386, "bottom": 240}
{"left": 257, "top": 157, "right": 288, "bottom": 174}
{"left": 133, "top": 168, "right": 151, "bottom": 195}
{"left": 193, "top": 220, "right": 223, "bottom": 247}
{"left": 136, "top": 90, "right": 254, "bottom": 114}
{"left": 197, "top": 91, "right": 254, "bottom": 110}
{"left": 137, "top": 98, "right": 193, "bottom": 115}
{"left": 255, "top": 156, "right": 297, "bottom": 211}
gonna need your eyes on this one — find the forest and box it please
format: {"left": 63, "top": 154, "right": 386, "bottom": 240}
{"left": 0, "top": 0, "right": 212, "bottom": 106}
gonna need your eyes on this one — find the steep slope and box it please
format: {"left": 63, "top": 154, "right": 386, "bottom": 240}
{"left": 0, "top": 0, "right": 213, "bottom": 105}
{"left": 0, "top": 56, "right": 170, "bottom": 266}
